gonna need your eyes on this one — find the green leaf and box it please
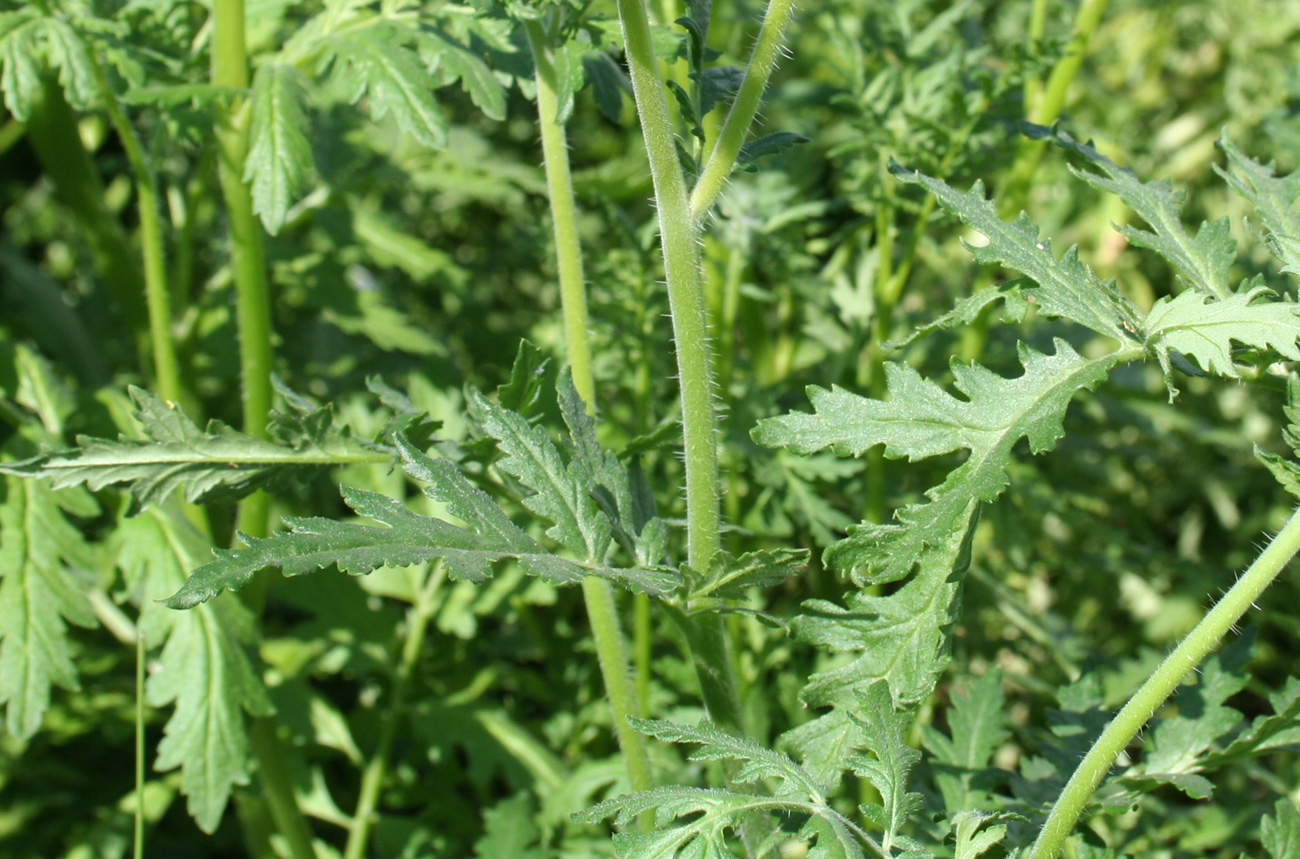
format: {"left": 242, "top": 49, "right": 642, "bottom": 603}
{"left": 948, "top": 811, "right": 1013, "bottom": 859}
{"left": 0, "top": 10, "right": 42, "bottom": 120}
{"left": 684, "top": 548, "right": 808, "bottom": 601}
{"left": 115, "top": 507, "right": 271, "bottom": 832}
{"left": 736, "top": 131, "right": 810, "bottom": 172}
{"left": 755, "top": 340, "right": 1123, "bottom": 586}
{"left": 324, "top": 24, "right": 448, "bottom": 148}
{"left": 848, "top": 683, "right": 925, "bottom": 855}
{"left": 921, "top": 670, "right": 1009, "bottom": 810}
{"left": 581, "top": 50, "right": 630, "bottom": 123}
{"left": 1031, "top": 124, "right": 1235, "bottom": 299}
{"left": 468, "top": 387, "right": 612, "bottom": 563}
{"left": 1141, "top": 287, "right": 1300, "bottom": 397}
{"left": 1215, "top": 134, "right": 1300, "bottom": 280}
{"left": 555, "top": 370, "right": 667, "bottom": 567}
{"left": 245, "top": 64, "right": 314, "bottom": 236}
{"left": 1201, "top": 675, "right": 1300, "bottom": 769}
{"left": 38, "top": 17, "right": 98, "bottom": 111}
{"left": 0, "top": 387, "right": 384, "bottom": 514}
{"left": 892, "top": 166, "right": 1142, "bottom": 341}
{"left": 473, "top": 793, "right": 547, "bottom": 858}
{"left": 574, "top": 719, "right": 871, "bottom": 859}
{"left": 162, "top": 438, "right": 679, "bottom": 609}
{"left": 0, "top": 477, "right": 98, "bottom": 740}
{"left": 1262, "top": 799, "right": 1300, "bottom": 859}
{"left": 418, "top": 29, "right": 507, "bottom": 121}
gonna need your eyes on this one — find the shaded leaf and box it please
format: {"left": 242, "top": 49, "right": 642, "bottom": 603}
{"left": 115, "top": 507, "right": 271, "bottom": 832}
{"left": 1216, "top": 135, "right": 1300, "bottom": 280}
{"left": 324, "top": 24, "right": 447, "bottom": 148}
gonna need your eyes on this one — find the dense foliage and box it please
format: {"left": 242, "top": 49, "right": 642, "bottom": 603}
{"left": 2, "top": 0, "right": 1300, "bottom": 857}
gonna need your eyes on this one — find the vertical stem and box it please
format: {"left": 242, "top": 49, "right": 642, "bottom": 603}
{"left": 1003, "top": 0, "right": 1111, "bottom": 209}
{"left": 1030, "top": 505, "right": 1300, "bottom": 859}
{"left": 616, "top": 0, "right": 720, "bottom": 573}
{"left": 212, "top": 2, "right": 311, "bottom": 857}
{"left": 89, "top": 60, "right": 184, "bottom": 406}
{"left": 524, "top": 20, "right": 596, "bottom": 406}
{"left": 134, "top": 631, "right": 145, "bottom": 859}
{"left": 523, "top": 17, "right": 654, "bottom": 824}
{"left": 961, "top": 0, "right": 1109, "bottom": 362}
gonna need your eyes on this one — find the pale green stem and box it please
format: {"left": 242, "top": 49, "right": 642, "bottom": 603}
{"left": 524, "top": 17, "right": 654, "bottom": 821}
{"left": 1030, "top": 504, "right": 1300, "bottom": 859}
{"left": 524, "top": 19, "right": 596, "bottom": 406}
{"left": 213, "top": 0, "right": 275, "bottom": 537}
{"left": 616, "top": 0, "right": 750, "bottom": 745}
{"left": 962, "top": 0, "right": 1109, "bottom": 363}
{"left": 344, "top": 566, "right": 445, "bottom": 859}
{"left": 88, "top": 58, "right": 184, "bottom": 406}
{"left": 615, "top": 0, "right": 719, "bottom": 573}
{"left": 689, "top": 0, "right": 797, "bottom": 224}
{"left": 1003, "top": 0, "right": 1111, "bottom": 207}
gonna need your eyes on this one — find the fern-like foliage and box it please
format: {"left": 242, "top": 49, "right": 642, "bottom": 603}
{"left": 1, "top": 386, "right": 388, "bottom": 514}
{"left": 161, "top": 369, "right": 688, "bottom": 608}
{"left": 573, "top": 718, "right": 878, "bottom": 859}
{"left": 759, "top": 135, "right": 1300, "bottom": 796}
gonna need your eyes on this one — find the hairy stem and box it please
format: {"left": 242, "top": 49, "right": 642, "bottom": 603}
{"left": 524, "top": 19, "right": 596, "bottom": 405}
{"left": 1030, "top": 504, "right": 1300, "bottom": 859}
{"left": 213, "top": 0, "right": 275, "bottom": 540}
{"left": 689, "top": 0, "right": 797, "bottom": 224}
{"left": 616, "top": 0, "right": 718, "bottom": 573}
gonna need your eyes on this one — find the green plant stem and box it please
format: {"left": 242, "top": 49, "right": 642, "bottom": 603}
{"left": 88, "top": 58, "right": 184, "bottom": 407}
{"left": 617, "top": 0, "right": 752, "bottom": 752}
{"left": 213, "top": 1, "right": 311, "bottom": 856}
{"left": 134, "top": 630, "right": 145, "bottom": 859}
{"left": 1003, "top": 0, "right": 1111, "bottom": 207}
{"left": 524, "top": 19, "right": 596, "bottom": 406}
{"left": 689, "top": 0, "right": 797, "bottom": 224}
{"left": 616, "top": 0, "right": 719, "bottom": 573}
{"left": 344, "top": 566, "right": 444, "bottom": 859}
{"left": 213, "top": 0, "right": 275, "bottom": 538}
{"left": 248, "top": 719, "right": 318, "bottom": 859}
{"left": 1029, "top": 504, "right": 1300, "bottom": 859}
{"left": 525, "top": 18, "right": 655, "bottom": 823}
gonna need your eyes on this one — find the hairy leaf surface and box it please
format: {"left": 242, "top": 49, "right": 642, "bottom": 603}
{"left": 164, "top": 439, "right": 679, "bottom": 608}
{"left": 893, "top": 167, "right": 1141, "bottom": 341}
{"left": 1032, "top": 124, "right": 1235, "bottom": 299}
